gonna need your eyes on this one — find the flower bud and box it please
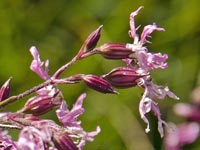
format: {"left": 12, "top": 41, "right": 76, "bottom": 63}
{"left": 82, "top": 75, "right": 117, "bottom": 94}
{"left": 103, "top": 67, "right": 147, "bottom": 88}
{"left": 21, "top": 91, "right": 62, "bottom": 116}
{"left": 98, "top": 42, "right": 134, "bottom": 59}
{"left": 77, "top": 25, "right": 102, "bottom": 58}
{"left": 0, "top": 77, "right": 11, "bottom": 101}
{"left": 85, "top": 25, "right": 102, "bottom": 51}
{"left": 53, "top": 130, "right": 78, "bottom": 150}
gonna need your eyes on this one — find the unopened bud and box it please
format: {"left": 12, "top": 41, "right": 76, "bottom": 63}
{"left": 98, "top": 42, "right": 134, "bottom": 59}
{"left": 53, "top": 130, "right": 78, "bottom": 150}
{"left": 77, "top": 25, "right": 103, "bottom": 58}
{"left": 0, "top": 77, "right": 12, "bottom": 101}
{"left": 103, "top": 67, "right": 147, "bottom": 88}
{"left": 21, "top": 91, "right": 62, "bottom": 116}
{"left": 82, "top": 75, "right": 117, "bottom": 94}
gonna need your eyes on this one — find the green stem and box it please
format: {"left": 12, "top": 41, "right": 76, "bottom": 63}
{"left": 0, "top": 80, "right": 52, "bottom": 109}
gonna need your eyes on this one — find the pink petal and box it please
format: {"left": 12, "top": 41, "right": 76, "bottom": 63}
{"left": 129, "top": 6, "right": 143, "bottom": 39}
{"left": 140, "top": 23, "right": 165, "bottom": 44}
{"left": 29, "top": 46, "right": 50, "bottom": 80}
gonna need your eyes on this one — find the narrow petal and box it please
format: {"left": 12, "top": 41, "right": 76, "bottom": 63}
{"left": 151, "top": 102, "right": 166, "bottom": 137}
{"left": 29, "top": 46, "right": 50, "bottom": 80}
{"left": 56, "top": 94, "right": 101, "bottom": 149}
{"left": 136, "top": 51, "right": 168, "bottom": 71}
{"left": 56, "top": 93, "right": 86, "bottom": 128}
{"left": 145, "top": 81, "right": 179, "bottom": 100}
{"left": 78, "top": 126, "right": 101, "bottom": 149}
{"left": 129, "top": 6, "right": 143, "bottom": 39}
{"left": 139, "top": 97, "right": 152, "bottom": 133}
{"left": 140, "top": 23, "right": 165, "bottom": 44}
{"left": 86, "top": 126, "right": 101, "bottom": 141}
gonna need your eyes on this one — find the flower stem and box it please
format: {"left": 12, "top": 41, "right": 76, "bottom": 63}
{"left": 0, "top": 80, "right": 52, "bottom": 109}
{"left": 0, "top": 49, "right": 99, "bottom": 109}
{"left": 52, "top": 48, "right": 99, "bottom": 79}
{"left": 0, "top": 123, "right": 21, "bottom": 130}
{"left": 52, "top": 56, "right": 78, "bottom": 79}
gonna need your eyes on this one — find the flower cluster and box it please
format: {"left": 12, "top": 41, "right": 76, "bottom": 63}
{"left": 0, "top": 6, "right": 178, "bottom": 149}
{"left": 102, "top": 6, "right": 179, "bottom": 137}
{"left": 164, "top": 87, "right": 200, "bottom": 149}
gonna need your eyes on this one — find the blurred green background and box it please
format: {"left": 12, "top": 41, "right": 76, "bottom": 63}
{"left": 0, "top": 0, "right": 200, "bottom": 149}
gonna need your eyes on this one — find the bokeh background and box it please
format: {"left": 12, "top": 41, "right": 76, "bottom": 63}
{"left": 0, "top": 0, "right": 200, "bottom": 149}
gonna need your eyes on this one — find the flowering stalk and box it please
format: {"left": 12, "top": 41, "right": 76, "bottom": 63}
{"left": 0, "top": 6, "right": 179, "bottom": 149}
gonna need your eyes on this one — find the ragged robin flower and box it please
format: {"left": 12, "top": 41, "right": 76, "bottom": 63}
{"left": 125, "top": 6, "right": 168, "bottom": 72}
{"left": 56, "top": 93, "right": 100, "bottom": 149}
{"left": 123, "top": 6, "right": 179, "bottom": 137}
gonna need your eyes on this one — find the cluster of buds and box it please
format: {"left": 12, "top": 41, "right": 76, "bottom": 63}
{"left": 0, "top": 6, "right": 179, "bottom": 149}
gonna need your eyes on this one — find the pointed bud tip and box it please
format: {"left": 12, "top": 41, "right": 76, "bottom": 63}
{"left": 76, "top": 25, "right": 103, "bottom": 59}
{"left": 113, "top": 90, "right": 119, "bottom": 94}
{"left": 97, "top": 25, "right": 103, "bottom": 31}
{"left": 0, "top": 77, "right": 12, "bottom": 101}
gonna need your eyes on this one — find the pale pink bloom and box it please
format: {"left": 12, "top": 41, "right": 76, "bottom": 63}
{"left": 29, "top": 46, "right": 50, "bottom": 80}
{"left": 126, "top": 6, "right": 167, "bottom": 72}
{"left": 164, "top": 123, "right": 200, "bottom": 150}
{"left": 17, "top": 126, "right": 46, "bottom": 150}
{"left": 138, "top": 78, "right": 179, "bottom": 137}
{"left": 0, "top": 129, "right": 17, "bottom": 150}
{"left": 56, "top": 93, "right": 100, "bottom": 149}
{"left": 174, "top": 103, "right": 200, "bottom": 122}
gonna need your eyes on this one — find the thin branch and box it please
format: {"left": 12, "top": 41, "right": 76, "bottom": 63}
{"left": 0, "top": 49, "right": 99, "bottom": 109}
{"left": 52, "top": 56, "right": 78, "bottom": 79}
{"left": 0, "top": 80, "right": 52, "bottom": 109}
{"left": 52, "top": 48, "right": 99, "bottom": 79}
{"left": 0, "top": 123, "right": 21, "bottom": 130}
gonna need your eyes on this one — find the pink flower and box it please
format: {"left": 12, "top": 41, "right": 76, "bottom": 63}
{"left": 126, "top": 6, "right": 167, "bottom": 72}
{"left": 29, "top": 46, "right": 50, "bottom": 80}
{"left": 174, "top": 103, "right": 200, "bottom": 122}
{"left": 138, "top": 77, "right": 179, "bottom": 137}
{"left": 56, "top": 93, "right": 100, "bottom": 149}
{"left": 0, "top": 129, "right": 17, "bottom": 150}
{"left": 164, "top": 123, "right": 200, "bottom": 150}
{"left": 17, "top": 119, "right": 78, "bottom": 150}
{"left": 17, "top": 126, "right": 47, "bottom": 150}
{"left": 124, "top": 6, "right": 179, "bottom": 137}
